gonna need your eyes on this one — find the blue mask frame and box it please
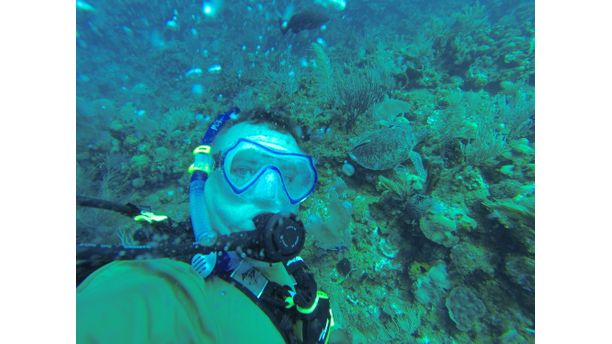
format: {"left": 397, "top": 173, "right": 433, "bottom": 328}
{"left": 220, "top": 138, "right": 318, "bottom": 204}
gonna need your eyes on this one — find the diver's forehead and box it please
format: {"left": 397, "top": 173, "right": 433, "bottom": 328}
{"left": 215, "top": 122, "right": 301, "bottom": 153}
{"left": 245, "top": 134, "right": 291, "bottom": 152}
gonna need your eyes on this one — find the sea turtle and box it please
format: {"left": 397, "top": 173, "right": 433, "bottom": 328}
{"left": 348, "top": 123, "right": 427, "bottom": 180}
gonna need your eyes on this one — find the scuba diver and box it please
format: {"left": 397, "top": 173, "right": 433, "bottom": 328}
{"left": 76, "top": 108, "right": 334, "bottom": 343}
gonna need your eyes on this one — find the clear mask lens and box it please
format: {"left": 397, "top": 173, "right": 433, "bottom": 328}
{"left": 222, "top": 138, "right": 317, "bottom": 204}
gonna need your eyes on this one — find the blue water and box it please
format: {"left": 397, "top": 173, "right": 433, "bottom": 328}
{"left": 77, "top": 0, "right": 534, "bottom": 342}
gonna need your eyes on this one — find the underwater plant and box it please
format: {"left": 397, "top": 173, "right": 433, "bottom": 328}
{"left": 376, "top": 166, "right": 424, "bottom": 202}
{"left": 334, "top": 70, "right": 386, "bottom": 131}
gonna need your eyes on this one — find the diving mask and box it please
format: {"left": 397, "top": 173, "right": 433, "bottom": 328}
{"left": 220, "top": 137, "right": 317, "bottom": 204}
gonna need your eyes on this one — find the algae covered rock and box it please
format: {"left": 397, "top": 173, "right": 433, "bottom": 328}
{"left": 418, "top": 201, "right": 477, "bottom": 247}
{"left": 499, "top": 328, "right": 529, "bottom": 344}
{"left": 131, "top": 154, "right": 150, "bottom": 169}
{"left": 445, "top": 286, "right": 486, "bottom": 331}
{"left": 504, "top": 255, "right": 535, "bottom": 293}
{"left": 419, "top": 210, "right": 459, "bottom": 248}
{"left": 450, "top": 242, "right": 494, "bottom": 275}
{"left": 413, "top": 262, "right": 451, "bottom": 306}
{"left": 483, "top": 183, "right": 534, "bottom": 230}
{"left": 372, "top": 97, "right": 412, "bottom": 123}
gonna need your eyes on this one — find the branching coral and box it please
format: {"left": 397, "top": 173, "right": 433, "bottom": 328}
{"left": 334, "top": 70, "right": 386, "bottom": 131}
{"left": 376, "top": 166, "right": 424, "bottom": 201}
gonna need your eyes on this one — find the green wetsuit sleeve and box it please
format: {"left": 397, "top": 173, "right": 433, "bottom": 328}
{"left": 77, "top": 258, "right": 285, "bottom": 344}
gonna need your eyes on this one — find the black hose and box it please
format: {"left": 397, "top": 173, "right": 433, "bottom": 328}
{"left": 76, "top": 226, "right": 264, "bottom": 285}
{"left": 76, "top": 195, "right": 195, "bottom": 285}
{"left": 77, "top": 195, "right": 142, "bottom": 217}
{"left": 76, "top": 195, "right": 304, "bottom": 284}
{"left": 77, "top": 229, "right": 260, "bottom": 264}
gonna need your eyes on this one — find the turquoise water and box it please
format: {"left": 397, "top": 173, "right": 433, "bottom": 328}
{"left": 77, "top": 0, "right": 534, "bottom": 342}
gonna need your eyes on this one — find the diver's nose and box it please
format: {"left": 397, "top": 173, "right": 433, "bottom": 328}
{"left": 252, "top": 169, "right": 285, "bottom": 204}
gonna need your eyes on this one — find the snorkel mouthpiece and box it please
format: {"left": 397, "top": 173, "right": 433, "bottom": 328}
{"left": 252, "top": 213, "right": 305, "bottom": 262}
{"left": 192, "top": 213, "right": 305, "bottom": 263}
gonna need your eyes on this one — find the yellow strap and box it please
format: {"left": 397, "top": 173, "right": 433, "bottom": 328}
{"left": 134, "top": 211, "right": 169, "bottom": 224}
{"left": 188, "top": 163, "right": 211, "bottom": 174}
{"left": 284, "top": 297, "right": 295, "bottom": 309}
{"left": 296, "top": 290, "right": 329, "bottom": 314}
{"left": 193, "top": 145, "right": 211, "bottom": 155}
{"left": 326, "top": 308, "right": 335, "bottom": 344}
{"left": 189, "top": 145, "right": 212, "bottom": 174}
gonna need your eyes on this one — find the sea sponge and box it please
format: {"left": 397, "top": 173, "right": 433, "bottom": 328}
{"left": 445, "top": 286, "right": 486, "bottom": 331}
{"left": 305, "top": 181, "right": 352, "bottom": 250}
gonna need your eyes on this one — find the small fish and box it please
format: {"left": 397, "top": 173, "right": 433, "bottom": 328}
{"left": 207, "top": 64, "right": 222, "bottom": 73}
{"left": 315, "top": 0, "right": 347, "bottom": 11}
{"left": 185, "top": 68, "right": 203, "bottom": 78}
{"left": 76, "top": 1, "right": 96, "bottom": 12}
{"left": 280, "top": 9, "right": 330, "bottom": 34}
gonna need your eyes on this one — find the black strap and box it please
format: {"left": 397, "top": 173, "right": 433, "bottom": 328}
{"left": 215, "top": 270, "right": 300, "bottom": 344}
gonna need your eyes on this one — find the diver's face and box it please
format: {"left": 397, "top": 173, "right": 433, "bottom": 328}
{"left": 204, "top": 123, "right": 305, "bottom": 235}
{"left": 247, "top": 168, "right": 289, "bottom": 207}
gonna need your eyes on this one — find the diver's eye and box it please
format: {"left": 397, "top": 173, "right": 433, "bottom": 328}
{"left": 233, "top": 166, "right": 256, "bottom": 175}
{"left": 234, "top": 167, "right": 253, "bottom": 176}
{"left": 230, "top": 163, "right": 259, "bottom": 181}
{"left": 279, "top": 165, "right": 298, "bottom": 183}
{"left": 284, "top": 173, "right": 296, "bottom": 183}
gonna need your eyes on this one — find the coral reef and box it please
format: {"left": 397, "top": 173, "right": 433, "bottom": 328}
{"left": 77, "top": 0, "right": 535, "bottom": 342}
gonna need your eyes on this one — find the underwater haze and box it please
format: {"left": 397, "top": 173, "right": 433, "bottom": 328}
{"left": 77, "top": 0, "right": 534, "bottom": 342}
